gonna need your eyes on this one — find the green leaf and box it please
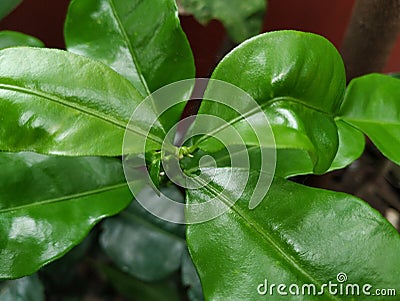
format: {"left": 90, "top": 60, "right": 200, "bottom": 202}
{"left": 328, "top": 119, "right": 365, "bottom": 171}
{"left": 196, "top": 31, "right": 346, "bottom": 175}
{"left": 0, "top": 0, "right": 22, "bottom": 20}
{"left": 0, "top": 31, "right": 44, "bottom": 50}
{"left": 0, "top": 47, "right": 163, "bottom": 156}
{"left": 187, "top": 169, "right": 400, "bottom": 300}
{"left": 65, "top": 0, "right": 195, "bottom": 96}
{"left": 0, "top": 152, "right": 132, "bottom": 279}
{"left": 100, "top": 185, "right": 186, "bottom": 281}
{"left": 178, "top": 0, "right": 266, "bottom": 43}
{"left": 99, "top": 263, "right": 180, "bottom": 301}
{"left": 64, "top": 0, "right": 195, "bottom": 134}
{"left": 340, "top": 73, "right": 400, "bottom": 165}
{"left": 0, "top": 274, "right": 44, "bottom": 301}
{"left": 266, "top": 103, "right": 338, "bottom": 176}
{"left": 146, "top": 151, "right": 162, "bottom": 190}
{"left": 280, "top": 119, "right": 366, "bottom": 175}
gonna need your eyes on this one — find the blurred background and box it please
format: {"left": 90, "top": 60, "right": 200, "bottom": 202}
{"left": 1, "top": 0, "right": 399, "bottom": 77}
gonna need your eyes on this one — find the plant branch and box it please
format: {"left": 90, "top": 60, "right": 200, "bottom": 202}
{"left": 341, "top": 0, "right": 400, "bottom": 81}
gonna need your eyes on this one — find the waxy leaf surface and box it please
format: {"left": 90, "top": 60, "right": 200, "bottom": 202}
{"left": 197, "top": 31, "right": 346, "bottom": 175}
{"left": 0, "top": 31, "right": 44, "bottom": 50}
{"left": 0, "top": 47, "right": 163, "bottom": 156}
{"left": 65, "top": 0, "right": 195, "bottom": 96}
{"left": 340, "top": 74, "right": 400, "bottom": 165}
{"left": 0, "top": 152, "right": 132, "bottom": 279}
{"left": 187, "top": 168, "right": 400, "bottom": 300}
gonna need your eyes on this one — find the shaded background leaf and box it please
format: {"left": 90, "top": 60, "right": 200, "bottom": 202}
{"left": 178, "top": 0, "right": 266, "bottom": 43}
{"left": 39, "top": 233, "right": 94, "bottom": 296}
{"left": 99, "top": 263, "right": 180, "bottom": 301}
{"left": 0, "top": 30, "right": 44, "bottom": 49}
{"left": 0, "top": 0, "right": 22, "bottom": 21}
{"left": 328, "top": 119, "right": 365, "bottom": 171}
{"left": 100, "top": 185, "right": 186, "bottom": 281}
{"left": 0, "top": 274, "right": 44, "bottom": 301}
{"left": 181, "top": 250, "right": 204, "bottom": 301}
{"left": 340, "top": 74, "right": 400, "bottom": 165}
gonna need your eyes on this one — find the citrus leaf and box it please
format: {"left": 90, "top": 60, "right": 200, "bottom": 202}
{"left": 65, "top": 0, "right": 195, "bottom": 135}
{"left": 0, "top": 31, "right": 44, "bottom": 50}
{"left": 65, "top": 0, "right": 195, "bottom": 96}
{"left": 178, "top": 0, "right": 266, "bottom": 43}
{"left": 0, "top": 47, "right": 163, "bottom": 156}
{"left": 197, "top": 31, "right": 346, "bottom": 175}
{"left": 187, "top": 169, "right": 400, "bottom": 300}
{"left": 340, "top": 74, "right": 400, "bottom": 165}
{"left": 0, "top": 152, "right": 132, "bottom": 279}
{"left": 0, "top": 0, "right": 22, "bottom": 20}
{"left": 100, "top": 185, "right": 185, "bottom": 281}
{"left": 328, "top": 119, "right": 365, "bottom": 171}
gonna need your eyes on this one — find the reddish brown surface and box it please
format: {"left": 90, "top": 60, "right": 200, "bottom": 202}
{"left": 264, "top": 0, "right": 400, "bottom": 73}
{"left": 386, "top": 36, "right": 400, "bottom": 73}
{"left": 264, "top": 0, "right": 355, "bottom": 47}
{"left": 0, "top": 0, "right": 399, "bottom": 74}
{"left": 0, "top": 0, "right": 70, "bottom": 49}
{"left": 180, "top": 17, "right": 226, "bottom": 77}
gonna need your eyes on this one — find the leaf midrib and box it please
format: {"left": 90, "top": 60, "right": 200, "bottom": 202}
{"left": 108, "top": 0, "right": 151, "bottom": 97}
{"left": 0, "top": 182, "right": 129, "bottom": 214}
{"left": 0, "top": 83, "right": 163, "bottom": 145}
{"left": 195, "top": 95, "right": 333, "bottom": 147}
{"left": 108, "top": 0, "right": 166, "bottom": 140}
{"left": 190, "top": 174, "right": 340, "bottom": 301}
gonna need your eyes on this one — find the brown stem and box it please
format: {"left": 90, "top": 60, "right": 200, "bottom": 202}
{"left": 341, "top": 0, "right": 400, "bottom": 81}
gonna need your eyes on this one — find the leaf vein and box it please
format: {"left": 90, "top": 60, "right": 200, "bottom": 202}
{"left": 0, "top": 182, "right": 129, "bottom": 214}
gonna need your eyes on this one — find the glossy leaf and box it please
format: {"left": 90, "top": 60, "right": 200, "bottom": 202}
{"left": 278, "top": 119, "right": 366, "bottom": 175}
{"left": 187, "top": 169, "right": 400, "bottom": 300}
{"left": 99, "top": 263, "right": 180, "bottom": 301}
{"left": 0, "top": 152, "right": 132, "bottom": 279}
{"left": 0, "top": 0, "right": 22, "bottom": 20}
{"left": 0, "top": 47, "right": 164, "bottom": 156}
{"left": 0, "top": 274, "right": 44, "bottom": 301}
{"left": 0, "top": 31, "right": 44, "bottom": 50}
{"left": 328, "top": 119, "right": 365, "bottom": 171}
{"left": 178, "top": 0, "right": 266, "bottom": 43}
{"left": 340, "top": 73, "right": 400, "bottom": 165}
{"left": 65, "top": 0, "right": 195, "bottom": 96}
{"left": 197, "top": 31, "right": 346, "bottom": 175}
{"left": 100, "top": 185, "right": 186, "bottom": 281}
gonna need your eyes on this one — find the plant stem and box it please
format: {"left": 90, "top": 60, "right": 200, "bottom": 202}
{"left": 341, "top": 0, "right": 400, "bottom": 81}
